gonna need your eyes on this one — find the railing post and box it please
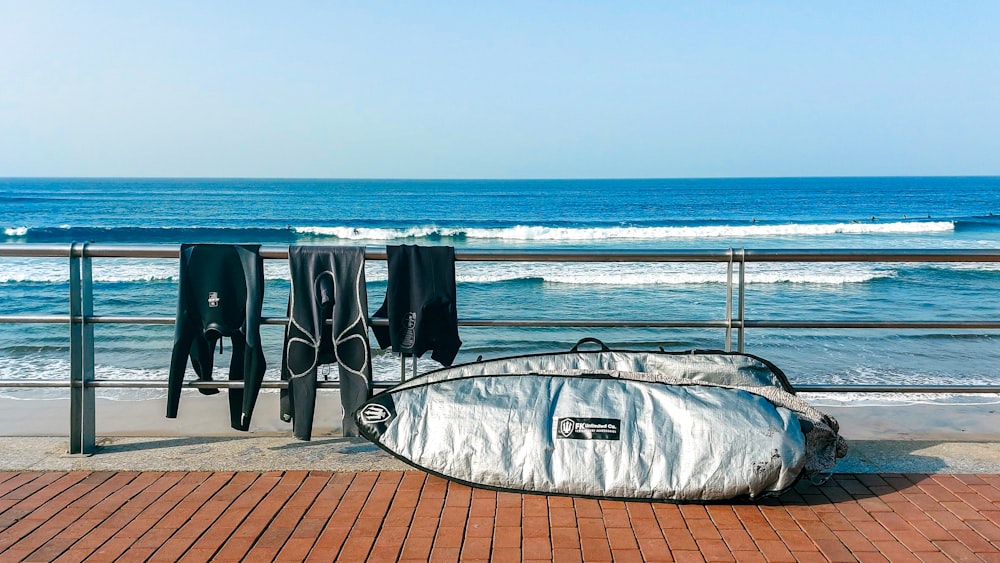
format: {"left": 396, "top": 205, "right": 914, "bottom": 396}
{"left": 69, "top": 242, "right": 96, "bottom": 455}
{"left": 737, "top": 248, "right": 746, "bottom": 353}
{"left": 725, "top": 249, "right": 733, "bottom": 352}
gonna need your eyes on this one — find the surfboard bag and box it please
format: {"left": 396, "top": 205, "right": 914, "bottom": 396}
{"left": 355, "top": 345, "right": 848, "bottom": 502}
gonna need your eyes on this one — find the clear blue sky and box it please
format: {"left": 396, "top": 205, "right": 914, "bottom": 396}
{"left": 1, "top": 1, "right": 998, "bottom": 179}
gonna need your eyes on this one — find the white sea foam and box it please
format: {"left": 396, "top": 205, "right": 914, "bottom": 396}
{"left": 296, "top": 221, "right": 955, "bottom": 241}
{"left": 453, "top": 262, "right": 894, "bottom": 285}
{"left": 0, "top": 259, "right": 901, "bottom": 285}
{"left": 4, "top": 226, "right": 28, "bottom": 237}
{"left": 0, "top": 258, "right": 292, "bottom": 283}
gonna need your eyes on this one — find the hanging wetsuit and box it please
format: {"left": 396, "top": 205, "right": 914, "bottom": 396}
{"left": 280, "top": 246, "right": 372, "bottom": 440}
{"left": 166, "top": 244, "right": 266, "bottom": 431}
{"left": 372, "top": 245, "right": 461, "bottom": 366}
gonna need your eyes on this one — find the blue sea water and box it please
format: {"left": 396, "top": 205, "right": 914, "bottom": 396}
{"left": 2, "top": 176, "right": 1000, "bottom": 404}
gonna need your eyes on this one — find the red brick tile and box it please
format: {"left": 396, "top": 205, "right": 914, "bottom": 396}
{"left": 968, "top": 518, "right": 1000, "bottom": 542}
{"left": 496, "top": 491, "right": 522, "bottom": 507}
{"left": 718, "top": 527, "right": 755, "bottom": 552}
{"left": 464, "top": 516, "right": 494, "bottom": 538}
{"left": 492, "top": 547, "right": 522, "bottom": 561}
{"left": 634, "top": 537, "right": 671, "bottom": 562}
{"left": 941, "top": 500, "right": 988, "bottom": 523}
{"left": 695, "top": 538, "right": 734, "bottom": 562}
{"left": 522, "top": 515, "right": 550, "bottom": 538}
{"left": 577, "top": 517, "right": 607, "bottom": 539}
{"left": 935, "top": 539, "right": 980, "bottom": 562}
{"left": 399, "top": 534, "right": 434, "bottom": 560}
{"left": 461, "top": 535, "right": 492, "bottom": 560}
{"left": 547, "top": 496, "right": 574, "bottom": 508}
{"left": 495, "top": 506, "right": 521, "bottom": 527}
{"left": 550, "top": 526, "right": 579, "bottom": 549}
{"left": 947, "top": 528, "right": 996, "bottom": 554}
{"left": 757, "top": 540, "right": 798, "bottom": 563}
{"left": 610, "top": 547, "right": 645, "bottom": 562}
{"left": 665, "top": 550, "right": 703, "bottom": 562}
{"left": 679, "top": 504, "right": 709, "bottom": 520}
{"left": 439, "top": 506, "right": 468, "bottom": 527}
{"left": 870, "top": 540, "right": 922, "bottom": 562}
{"left": 630, "top": 517, "right": 665, "bottom": 540}
{"left": 925, "top": 508, "right": 969, "bottom": 531}
{"left": 728, "top": 550, "right": 765, "bottom": 562}
{"left": 731, "top": 504, "right": 768, "bottom": 527}
{"left": 606, "top": 528, "right": 638, "bottom": 551}
{"left": 857, "top": 496, "right": 894, "bottom": 513}
{"left": 523, "top": 536, "right": 552, "bottom": 560}
{"left": 552, "top": 547, "right": 582, "bottom": 562}
{"left": 494, "top": 526, "right": 520, "bottom": 549}
{"left": 432, "top": 526, "right": 464, "bottom": 549}
{"left": 624, "top": 501, "right": 654, "bottom": 521}
{"left": 579, "top": 536, "right": 612, "bottom": 562}
{"left": 602, "top": 508, "right": 631, "bottom": 528}
{"left": 970, "top": 484, "right": 1000, "bottom": 503}
{"left": 662, "top": 527, "right": 698, "bottom": 551}
{"left": 429, "top": 545, "right": 460, "bottom": 562}
{"left": 654, "top": 504, "right": 687, "bottom": 529}
{"left": 705, "top": 505, "right": 742, "bottom": 530}
{"left": 815, "top": 538, "right": 857, "bottom": 563}
{"left": 548, "top": 506, "right": 575, "bottom": 527}
{"left": 523, "top": 495, "right": 548, "bottom": 517}
{"left": 572, "top": 498, "right": 602, "bottom": 519}
{"left": 689, "top": 520, "right": 722, "bottom": 541}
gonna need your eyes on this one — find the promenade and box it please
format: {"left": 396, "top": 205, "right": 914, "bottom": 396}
{"left": 2, "top": 436, "right": 1000, "bottom": 561}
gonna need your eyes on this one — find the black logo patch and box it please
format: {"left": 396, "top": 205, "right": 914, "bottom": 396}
{"left": 355, "top": 394, "right": 397, "bottom": 440}
{"left": 556, "top": 417, "right": 621, "bottom": 440}
{"left": 360, "top": 403, "right": 392, "bottom": 424}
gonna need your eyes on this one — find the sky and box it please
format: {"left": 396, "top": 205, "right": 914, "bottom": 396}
{"left": 1, "top": 1, "right": 998, "bottom": 179}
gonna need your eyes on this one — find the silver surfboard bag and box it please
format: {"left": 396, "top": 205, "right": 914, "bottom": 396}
{"left": 355, "top": 345, "right": 848, "bottom": 502}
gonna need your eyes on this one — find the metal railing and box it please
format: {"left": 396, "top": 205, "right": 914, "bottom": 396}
{"left": 2, "top": 243, "right": 1000, "bottom": 454}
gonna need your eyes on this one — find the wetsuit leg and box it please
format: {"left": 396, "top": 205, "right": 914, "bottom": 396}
{"left": 282, "top": 246, "right": 371, "bottom": 440}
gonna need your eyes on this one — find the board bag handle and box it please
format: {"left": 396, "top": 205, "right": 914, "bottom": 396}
{"left": 570, "top": 337, "right": 611, "bottom": 352}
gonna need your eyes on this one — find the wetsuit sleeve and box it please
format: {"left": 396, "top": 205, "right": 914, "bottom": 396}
{"left": 167, "top": 245, "right": 194, "bottom": 419}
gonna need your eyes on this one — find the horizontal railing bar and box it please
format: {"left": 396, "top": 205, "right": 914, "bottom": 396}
{"left": 2, "top": 380, "right": 995, "bottom": 393}
{"left": 0, "top": 379, "right": 395, "bottom": 389}
{"left": 744, "top": 248, "right": 1000, "bottom": 262}
{"left": 744, "top": 321, "right": 1000, "bottom": 330}
{"left": 5, "top": 244, "right": 1000, "bottom": 263}
{"left": 0, "top": 315, "right": 71, "bottom": 324}
{"left": 0, "top": 244, "right": 72, "bottom": 257}
{"left": 457, "top": 320, "right": 730, "bottom": 328}
{"left": 0, "top": 380, "right": 73, "bottom": 388}
{"left": 82, "top": 315, "right": 731, "bottom": 328}
{"left": 795, "top": 384, "right": 1000, "bottom": 393}
{"left": 76, "top": 315, "right": 1000, "bottom": 330}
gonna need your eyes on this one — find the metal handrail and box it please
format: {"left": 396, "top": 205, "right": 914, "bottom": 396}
{"left": 3, "top": 243, "right": 1000, "bottom": 455}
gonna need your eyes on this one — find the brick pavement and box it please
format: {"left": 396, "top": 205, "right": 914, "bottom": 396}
{"left": 1, "top": 470, "right": 999, "bottom": 561}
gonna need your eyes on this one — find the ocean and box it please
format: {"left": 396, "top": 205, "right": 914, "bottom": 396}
{"left": 2, "top": 176, "right": 1000, "bottom": 406}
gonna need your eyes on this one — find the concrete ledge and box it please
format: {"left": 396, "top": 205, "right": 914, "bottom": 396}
{"left": 1, "top": 394, "right": 998, "bottom": 474}
{"left": 2, "top": 436, "right": 1000, "bottom": 474}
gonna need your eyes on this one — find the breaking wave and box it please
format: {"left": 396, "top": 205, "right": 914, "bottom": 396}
{"left": 296, "top": 221, "right": 955, "bottom": 241}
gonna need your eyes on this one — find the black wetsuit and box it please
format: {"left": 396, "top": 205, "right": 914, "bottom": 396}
{"left": 166, "top": 244, "right": 266, "bottom": 431}
{"left": 280, "top": 246, "right": 372, "bottom": 440}
{"left": 372, "top": 245, "right": 461, "bottom": 366}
